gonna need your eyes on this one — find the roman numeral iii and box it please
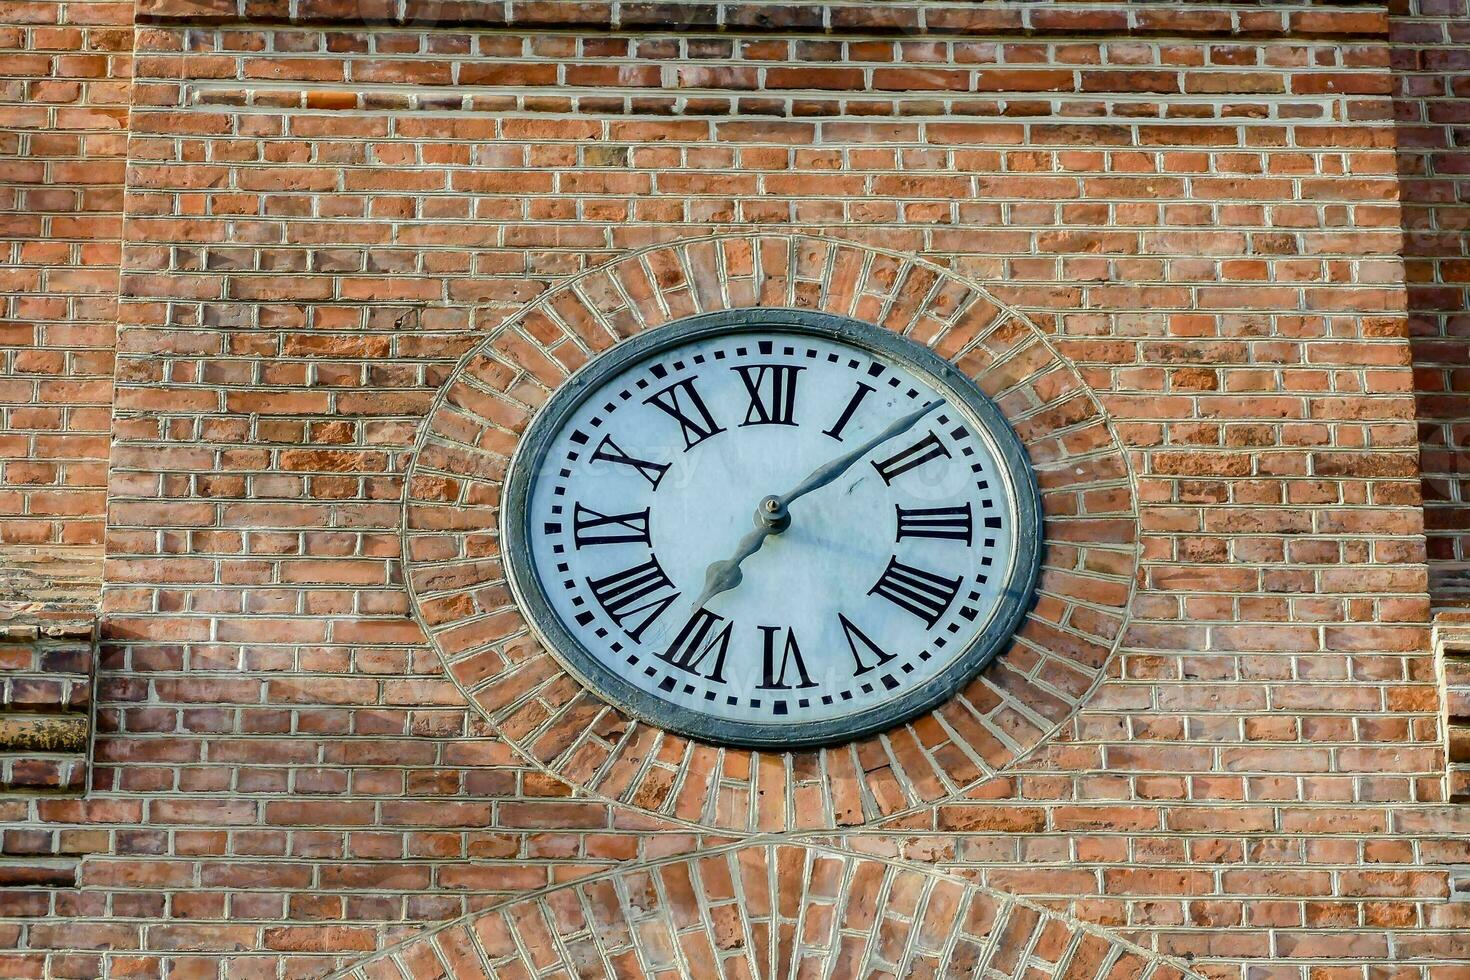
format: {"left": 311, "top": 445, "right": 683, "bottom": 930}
{"left": 734, "top": 363, "right": 802, "bottom": 426}
{"left": 871, "top": 431, "right": 951, "bottom": 485}
{"left": 585, "top": 556, "right": 680, "bottom": 642}
{"left": 644, "top": 377, "right": 725, "bottom": 451}
{"left": 572, "top": 504, "right": 651, "bottom": 548}
{"left": 895, "top": 503, "right": 973, "bottom": 543}
{"left": 590, "top": 435, "right": 669, "bottom": 490}
{"left": 868, "top": 556, "right": 962, "bottom": 629}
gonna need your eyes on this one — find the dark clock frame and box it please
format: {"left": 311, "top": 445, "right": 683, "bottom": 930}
{"left": 500, "top": 308, "right": 1043, "bottom": 751}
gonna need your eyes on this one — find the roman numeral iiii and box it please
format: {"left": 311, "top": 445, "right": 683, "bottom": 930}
{"left": 868, "top": 556, "right": 961, "bottom": 629}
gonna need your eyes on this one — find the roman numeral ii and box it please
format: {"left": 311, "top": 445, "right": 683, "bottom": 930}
{"left": 871, "top": 432, "right": 951, "bottom": 485}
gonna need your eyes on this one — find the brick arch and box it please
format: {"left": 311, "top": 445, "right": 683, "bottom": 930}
{"left": 402, "top": 234, "right": 1139, "bottom": 834}
{"left": 339, "top": 842, "right": 1198, "bottom": 980}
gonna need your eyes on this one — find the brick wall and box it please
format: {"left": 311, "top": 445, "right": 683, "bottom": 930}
{"left": 1394, "top": 0, "right": 1470, "bottom": 608}
{"left": 0, "top": 0, "right": 128, "bottom": 554}
{"left": 3, "top": 1, "right": 1470, "bottom": 977}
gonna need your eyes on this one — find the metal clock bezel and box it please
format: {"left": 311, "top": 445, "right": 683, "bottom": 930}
{"left": 500, "top": 308, "right": 1043, "bottom": 750}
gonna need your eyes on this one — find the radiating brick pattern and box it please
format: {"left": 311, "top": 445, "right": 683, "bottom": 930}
{"left": 404, "top": 235, "right": 1137, "bottom": 834}
{"left": 344, "top": 843, "right": 1196, "bottom": 980}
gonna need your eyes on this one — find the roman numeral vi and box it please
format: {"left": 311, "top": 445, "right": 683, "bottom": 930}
{"left": 757, "top": 626, "right": 817, "bottom": 690}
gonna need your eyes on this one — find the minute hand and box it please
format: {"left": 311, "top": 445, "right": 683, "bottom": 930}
{"left": 777, "top": 398, "right": 943, "bottom": 505}
{"left": 690, "top": 398, "right": 944, "bottom": 610}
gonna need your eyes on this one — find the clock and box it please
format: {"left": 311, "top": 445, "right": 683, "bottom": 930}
{"left": 501, "top": 308, "right": 1041, "bottom": 749}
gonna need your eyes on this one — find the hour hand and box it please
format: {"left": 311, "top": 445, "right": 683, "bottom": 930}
{"left": 692, "top": 523, "right": 775, "bottom": 609}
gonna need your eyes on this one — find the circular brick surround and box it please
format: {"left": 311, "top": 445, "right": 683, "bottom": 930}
{"left": 402, "top": 235, "right": 1138, "bottom": 834}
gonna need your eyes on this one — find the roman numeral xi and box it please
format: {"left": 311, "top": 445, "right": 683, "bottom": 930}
{"left": 644, "top": 377, "right": 725, "bottom": 451}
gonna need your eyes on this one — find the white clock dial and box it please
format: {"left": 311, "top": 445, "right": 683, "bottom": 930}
{"left": 503, "top": 311, "right": 1040, "bottom": 748}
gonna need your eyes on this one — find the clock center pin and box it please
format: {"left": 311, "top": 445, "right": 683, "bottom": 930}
{"left": 756, "top": 494, "right": 790, "bottom": 533}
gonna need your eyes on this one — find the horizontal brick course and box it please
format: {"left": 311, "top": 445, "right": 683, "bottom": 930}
{"left": 2, "top": 0, "right": 1468, "bottom": 976}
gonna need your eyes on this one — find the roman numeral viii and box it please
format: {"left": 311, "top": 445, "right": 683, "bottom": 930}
{"left": 644, "top": 377, "right": 725, "bottom": 451}
{"left": 572, "top": 504, "right": 651, "bottom": 548}
{"left": 734, "top": 364, "right": 802, "bottom": 426}
{"left": 895, "top": 503, "right": 973, "bottom": 543}
{"left": 590, "top": 435, "right": 668, "bottom": 490}
{"left": 585, "top": 556, "right": 680, "bottom": 642}
{"left": 868, "top": 557, "right": 961, "bottom": 629}
{"left": 871, "top": 432, "right": 951, "bottom": 485}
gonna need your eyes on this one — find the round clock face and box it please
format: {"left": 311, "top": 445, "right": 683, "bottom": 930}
{"left": 502, "top": 310, "right": 1040, "bottom": 749}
